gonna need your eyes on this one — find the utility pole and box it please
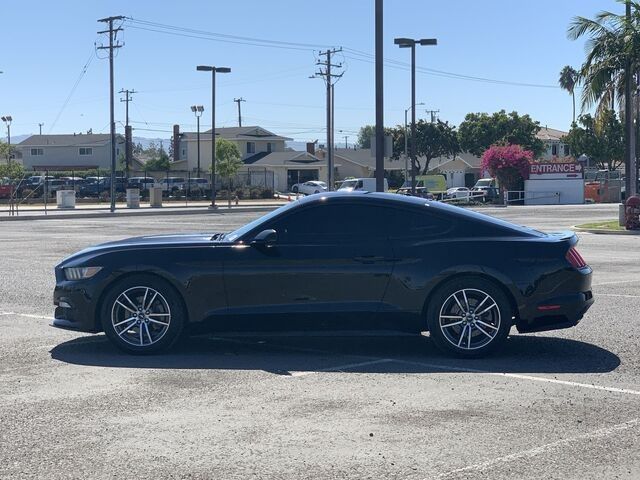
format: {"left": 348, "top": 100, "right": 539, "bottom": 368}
{"left": 315, "top": 48, "right": 343, "bottom": 190}
{"left": 119, "top": 88, "right": 136, "bottom": 177}
{"left": 425, "top": 109, "right": 440, "bottom": 123}
{"left": 233, "top": 97, "right": 245, "bottom": 127}
{"left": 375, "top": 0, "right": 384, "bottom": 192}
{"left": 38, "top": 123, "right": 44, "bottom": 135}
{"left": 97, "top": 15, "right": 124, "bottom": 213}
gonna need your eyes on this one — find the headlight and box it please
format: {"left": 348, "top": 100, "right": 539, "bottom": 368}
{"left": 64, "top": 266, "right": 102, "bottom": 281}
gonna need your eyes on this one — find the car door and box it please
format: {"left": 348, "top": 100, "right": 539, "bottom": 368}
{"left": 222, "top": 200, "right": 396, "bottom": 329}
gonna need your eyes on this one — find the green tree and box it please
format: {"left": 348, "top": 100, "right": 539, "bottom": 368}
{"left": 457, "top": 110, "right": 544, "bottom": 158}
{"left": 211, "top": 138, "right": 243, "bottom": 207}
{"left": 0, "top": 161, "right": 24, "bottom": 179}
{"left": 390, "top": 120, "right": 460, "bottom": 174}
{"left": 0, "top": 140, "right": 13, "bottom": 162}
{"left": 567, "top": 3, "right": 640, "bottom": 116}
{"left": 559, "top": 65, "right": 580, "bottom": 124}
{"left": 357, "top": 125, "right": 376, "bottom": 148}
{"left": 562, "top": 110, "right": 624, "bottom": 171}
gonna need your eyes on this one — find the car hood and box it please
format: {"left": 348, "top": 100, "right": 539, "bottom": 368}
{"left": 59, "top": 233, "right": 218, "bottom": 266}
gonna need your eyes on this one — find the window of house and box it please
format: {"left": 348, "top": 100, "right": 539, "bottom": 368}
{"left": 551, "top": 144, "right": 558, "bottom": 156}
{"left": 247, "top": 142, "right": 255, "bottom": 154}
{"left": 563, "top": 144, "right": 569, "bottom": 156}
{"left": 30, "top": 148, "right": 43, "bottom": 156}
{"left": 267, "top": 142, "right": 273, "bottom": 153}
{"left": 182, "top": 148, "right": 186, "bottom": 157}
{"left": 79, "top": 147, "right": 93, "bottom": 156}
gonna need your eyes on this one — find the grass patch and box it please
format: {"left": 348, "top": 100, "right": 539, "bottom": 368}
{"left": 576, "top": 220, "right": 624, "bottom": 231}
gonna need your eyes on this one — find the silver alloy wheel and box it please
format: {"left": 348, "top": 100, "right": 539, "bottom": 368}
{"left": 111, "top": 286, "right": 171, "bottom": 347}
{"left": 438, "top": 288, "right": 501, "bottom": 350}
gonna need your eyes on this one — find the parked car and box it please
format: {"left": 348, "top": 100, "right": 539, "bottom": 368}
{"left": 445, "top": 187, "right": 471, "bottom": 199}
{"left": 395, "top": 185, "right": 434, "bottom": 199}
{"left": 0, "top": 177, "right": 14, "bottom": 199}
{"left": 471, "top": 178, "right": 499, "bottom": 202}
{"left": 127, "top": 177, "right": 156, "bottom": 190}
{"left": 182, "top": 178, "right": 210, "bottom": 192}
{"left": 338, "top": 178, "right": 388, "bottom": 192}
{"left": 160, "top": 177, "right": 186, "bottom": 193}
{"left": 53, "top": 191, "right": 593, "bottom": 357}
{"left": 78, "top": 177, "right": 127, "bottom": 197}
{"left": 291, "top": 180, "right": 327, "bottom": 195}
{"left": 44, "top": 179, "right": 68, "bottom": 196}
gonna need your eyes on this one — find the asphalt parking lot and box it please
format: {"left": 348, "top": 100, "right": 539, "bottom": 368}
{"left": 1, "top": 203, "right": 638, "bottom": 479}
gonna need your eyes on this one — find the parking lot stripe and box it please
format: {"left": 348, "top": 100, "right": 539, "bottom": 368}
{"left": 592, "top": 279, "right": 640, "bottom": 287}
{"left": 0, "top": 312, "right": 53, "bottom": 320}
{"left": 395, "top": 359, "right": 640, "bottom": 396}
{"left": 597, "top": 293, "right": 640, "bottom": 299}
{"left": 435, "top": 417, "right": 639, "bottom": 478}
{"left": 288, "top": 358, "right": 394, "bottom": 377}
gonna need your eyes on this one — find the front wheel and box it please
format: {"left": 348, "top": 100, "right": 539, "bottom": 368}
{"left": 426, "top": 277, "right": 512, "bottom": 357}
{"left": 292, "top": 186, "right": 299, "bottom": 193}
{"left": 101, "top": 275, "right": 185, "bottom": 354}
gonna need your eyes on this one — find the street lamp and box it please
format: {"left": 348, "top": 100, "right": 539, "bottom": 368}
{"left": 404, "top": 102, "right": 425, "bottom": 184}
{"left": 1, "top": 115, "right": 12, "bottom": 165}
{"left": 394, "top": 37, "right": 437, "bottom": 195}
{"left": 197, "top": 65, "right": 231, "bottom": 208}
{"left": 190, "top": 105, "right": 205, "bottom": 177}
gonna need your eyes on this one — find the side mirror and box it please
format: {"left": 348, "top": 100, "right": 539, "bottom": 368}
{"left": 251, "top": 229, "right": 277, "bottom": 246}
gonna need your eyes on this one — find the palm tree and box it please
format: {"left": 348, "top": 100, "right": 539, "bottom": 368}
{"left": 559, "top": 66, "right": 579, "bottom": 125}
{"left": 567, "top": 1, "right": 640, "bottom": 117}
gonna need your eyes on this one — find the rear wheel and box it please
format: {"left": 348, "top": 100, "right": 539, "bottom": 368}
{"left": 426, "top": 277, "right": 512, "bottom": 357}
{"left": 101, "top": 275, "right": 185, "bottom": 354}
{"left": 292, "top": 185, "right": 299, "bottom": 193}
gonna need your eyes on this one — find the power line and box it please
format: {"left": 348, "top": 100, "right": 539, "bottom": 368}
{"left": 48, "top": 50, "right": 95, "bottom": 133}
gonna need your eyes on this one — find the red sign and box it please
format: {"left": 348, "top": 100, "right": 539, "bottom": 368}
{"left": 529, "top": 163, "right": 583, "bottom": 179}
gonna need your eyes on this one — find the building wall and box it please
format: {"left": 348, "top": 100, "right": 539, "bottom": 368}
{"left": 19, "top": 144, "right": 122, "bottom": 170}
{"left": 181, "top": 138, "right": 286, "bottom": 171}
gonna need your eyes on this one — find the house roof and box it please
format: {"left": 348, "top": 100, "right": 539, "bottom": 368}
{"left": 181, "top": 126, "right": 292, "bottom": 142}
{"left": 331, "top": 148, "right": 405, "bottom": 170}
{"left": 428, "top": 153, "right": 482, "bottom": 173}
{"left": 17, "top": 134, "right": 124, "bottom": 147}
{"left": 244, "top": 151, "right": 327, "bottom": 168}
{"left": 536, "top": 127, "right": 568, "bottom": 142}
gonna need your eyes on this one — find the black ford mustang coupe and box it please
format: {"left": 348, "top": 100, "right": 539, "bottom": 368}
{"left": 53, "top": 192, "right": 594, "bottom": 357}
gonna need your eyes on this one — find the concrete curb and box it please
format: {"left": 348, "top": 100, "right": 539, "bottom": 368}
{"left": 0, "top": 205, "right": 282, "bottom": 222}
{"left": 572, "top": 226, "right": 640, "bottom": 235}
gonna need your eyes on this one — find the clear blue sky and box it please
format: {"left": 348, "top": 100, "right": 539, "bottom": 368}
{"left": 1, "top": 0, "right": 612, "bottom": 144}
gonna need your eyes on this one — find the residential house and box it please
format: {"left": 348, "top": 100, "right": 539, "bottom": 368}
{"left": 16, "top": 134, "right": 127, "bottom": 171}
{"left": 428, "top": 153, "right": 483, "bottom": 188}
{"left": 172, "top": 126, "right": 292, "bottom": 173}
{"left": 327, "top": 147, "right": 405, "bottom": 181}
{"left": 536, "top": 127, "right": 571, "bottom": 160}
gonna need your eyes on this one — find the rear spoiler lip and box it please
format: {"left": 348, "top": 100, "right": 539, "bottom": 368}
{"left": 547, "top": 230, "right": 579, "bottom": 247}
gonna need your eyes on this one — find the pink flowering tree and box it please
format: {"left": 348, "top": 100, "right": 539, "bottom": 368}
{"left": 481, "top": 144, "right": 533, "bottom": 191}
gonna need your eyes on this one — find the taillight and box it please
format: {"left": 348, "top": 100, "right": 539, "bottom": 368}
{"left": 566, "top": 247, "right": 587, "bottom": 269}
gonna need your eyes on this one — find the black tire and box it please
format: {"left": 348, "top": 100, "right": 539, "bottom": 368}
{"left": 426, "top": 277, "right": 512, "bottom": 358}
{"left": 292, "top": 186, "right": 299, "bottom": 193}
{"left": 100, "top": 274, "right": 186, "bottom": 354}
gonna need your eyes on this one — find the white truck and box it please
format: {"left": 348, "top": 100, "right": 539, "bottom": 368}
{"left": 338, "top": 178, "right": 388, "bottom": 192}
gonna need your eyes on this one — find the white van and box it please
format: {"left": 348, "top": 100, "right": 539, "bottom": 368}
{"left": 338, "top": 178, "right": 388, "bottom": 192}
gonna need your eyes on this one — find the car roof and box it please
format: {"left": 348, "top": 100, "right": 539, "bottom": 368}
{"left": 295, "top": 191, "right": 543, "bottom": 238}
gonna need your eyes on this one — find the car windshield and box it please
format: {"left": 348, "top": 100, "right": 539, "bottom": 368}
{"left": 339, "top": 180, "right": 358, "bottom": 190}
{"left": 475, "top": 179, "right": 493, "bottom": 187}
{"left": 225, "top": 201, "right": 299, "bottom": 242}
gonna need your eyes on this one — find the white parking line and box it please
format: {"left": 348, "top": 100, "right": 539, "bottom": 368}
{"left": 0, "top": 312, "right": 53, "bottom": 320}
{"left": 288, "top": 358, "right": 394, "bottom": 377}
{"left": 210, "top": 336, "right": 640, "bottom": 397}
{"left": 592, "top": 279, "right": 640, "bottom": 287}
{"left": 597, "top": 293, "right": 640, "bottom": 299}
{"left": 395, "top": 359, "right": 640, "bottom": 396}
{"left": 435, "top": 417, "right": 639, "bottom": 478}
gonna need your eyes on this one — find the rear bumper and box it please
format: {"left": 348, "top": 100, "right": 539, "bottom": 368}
{"left": 516, "top": 290, "right": 594, "bottom": 333}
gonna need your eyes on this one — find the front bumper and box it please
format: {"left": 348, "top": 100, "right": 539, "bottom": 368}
{"left": 53, "top": 281, "right": 101, "bottom": 333}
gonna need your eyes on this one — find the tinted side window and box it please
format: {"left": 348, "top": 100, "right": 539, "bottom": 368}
{"left": 269, "top": 203, "right": 397, "bottom": 241}
{"left": 389, "top": 207, "right": 454, "bottom": 238}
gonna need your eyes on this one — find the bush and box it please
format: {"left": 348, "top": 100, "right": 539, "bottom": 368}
{"left": 261, "top": 188, "right": 274, "bottom": 199}
{"left": 481, "top": 144, "right": 532, "bottom": 191}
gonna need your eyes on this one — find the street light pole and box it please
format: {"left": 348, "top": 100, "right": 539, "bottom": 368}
{"left": 191, "top": 105, "right": 204, "bottom": 177}
{"left": 395, "top": 37, "right": 437, "bottom": 195}
{"left": 404, "top": 102, "right": 424, "bottom": 184}
{"left": 1, "top": 116, "right": 12, "bottom": 165}
{"left": 197, "top": 65, "right": 231, "bottom": 208}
